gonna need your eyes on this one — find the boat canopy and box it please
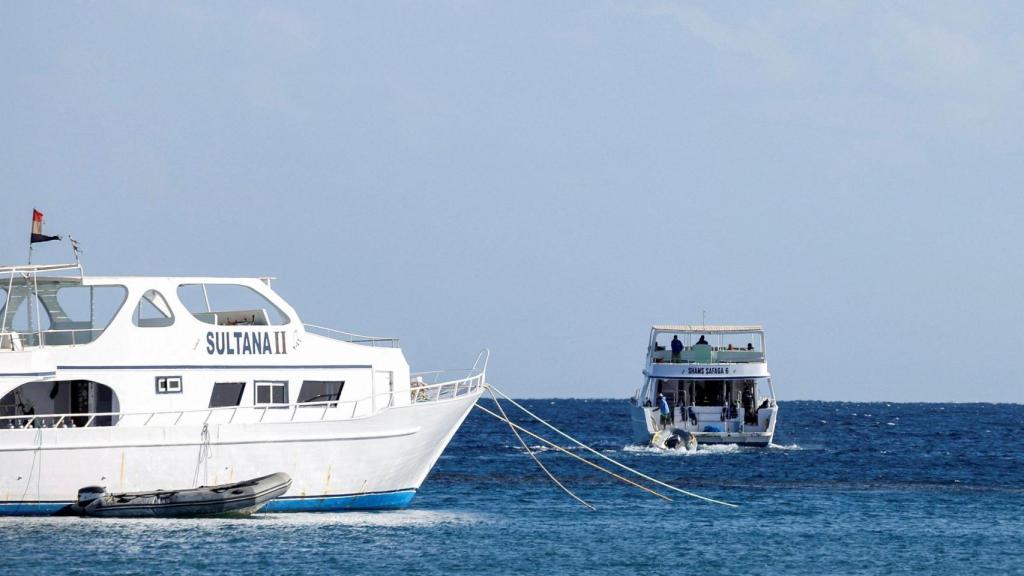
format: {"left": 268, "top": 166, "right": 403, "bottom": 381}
{"left": 0, "top": 263, "right": 83, "bottom": 276}
{"left": 648, "top": 324, "right": 767, "bottom": 363}
{"left": 652, "top": 324, "right": 763, "bottom": 334}
{"left": 0, "top": 263, "right": 297, "bottom": 350}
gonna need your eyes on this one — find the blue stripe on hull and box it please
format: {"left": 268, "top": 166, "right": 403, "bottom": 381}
{"left": 0, "top": 502, "right": 67, "bottom": 516}
{"left": 0, "top": 490, "right": 417, "bottom": 516}
{"left": 263, "top": 489, "right": 416, "bottom": 512}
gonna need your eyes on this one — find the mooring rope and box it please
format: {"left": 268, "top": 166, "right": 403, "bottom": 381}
{"left": 475, "top": 403, "right": 672, "bottom": 502}
{"left": 192, "top": 423, "right": 211, "bottom": 488}
{"left": 487, "top": 385, "right": 739, "bottom": 509}
{"left": 487, "top": 388, "right": 596, "bottom": 511}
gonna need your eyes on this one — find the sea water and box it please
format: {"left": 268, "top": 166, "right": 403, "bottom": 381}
{"left": 1, "top": 400, "right": 1021, "bottom": 575}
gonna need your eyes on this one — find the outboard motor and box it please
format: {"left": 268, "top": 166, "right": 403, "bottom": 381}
{"left": 679, "top": 430, "right": 698, "bottom": 451}
{"left": 77, "top": 486, "right": 107, "bottom": 508}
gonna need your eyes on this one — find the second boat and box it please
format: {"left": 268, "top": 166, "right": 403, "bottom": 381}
{"left": 630, "top": 324, "right": 778, "bottom": 447}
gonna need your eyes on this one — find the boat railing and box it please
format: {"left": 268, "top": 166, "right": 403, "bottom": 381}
{"left": 680, "top": 414, "right": 746, "bottom": 433}
{"left": 410, "top": 349, "right": 489, "bottom": 403}
{"left": 0, "top": 372, "right": 487, "bottom": 431}
{"left": 303, "top": 324, "right": 400, "bottom": 348}
{"left": 670, "top": 406, "right": 774, "bottom": 433}
{"left": 409, "top": 371, "right": 486, "bottom": 404}
{"left": 649, "top": 348, "right": 766, "bottom": 365}
{"left": 411, "top": 369, "right": 477, "bottom": 384}
{"left": 0, "top": 328, "right": 107, "bottom": 350}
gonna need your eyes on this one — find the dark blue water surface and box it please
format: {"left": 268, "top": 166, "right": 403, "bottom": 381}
{"left": 2, "top": 400, "right": 1022, "bottom": 575}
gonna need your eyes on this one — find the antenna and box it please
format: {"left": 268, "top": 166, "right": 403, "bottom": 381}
{"left": 702, "top": 309, "right": 706, "bottom": 329}
{"left": 70, "top": 235, "right": 82, "bottom": 265}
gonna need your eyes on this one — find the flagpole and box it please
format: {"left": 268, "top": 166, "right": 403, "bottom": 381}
{"left": 27, "top": 208, "right": 34, "bottom": 265}
{"left": 26, "top": 210, "right": 34, "bottom": 339}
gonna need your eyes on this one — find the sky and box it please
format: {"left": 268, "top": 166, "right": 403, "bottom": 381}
{"left": 1, "top": 1, "right": 1022, "bottom": 402}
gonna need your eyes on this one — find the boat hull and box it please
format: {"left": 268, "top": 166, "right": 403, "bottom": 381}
{"left": 0, "top": 391, "right": 480, "bottom": 516}
{"left": 629, "top": 404, "right": 777, "bottom": 447}
{"left": 689, "top": 432, "right": 772, "bottom": 447}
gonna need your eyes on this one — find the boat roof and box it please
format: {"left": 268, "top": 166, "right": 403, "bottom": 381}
{"left": 0, "top": 263, "right": 82, "bottom": 275}
{"left": 652, "top": 324, "right": 763, "bottom": 334}
{"left": 0, "top": 263, "right": 272, "bottom": 285}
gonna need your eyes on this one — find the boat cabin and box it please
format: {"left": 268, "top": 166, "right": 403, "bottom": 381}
{"left": 0, "top": 263, "right": 410, "bottom": 430}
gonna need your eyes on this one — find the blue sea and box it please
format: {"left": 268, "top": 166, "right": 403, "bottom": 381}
{"left": 2, "top": 400, "right": 1022, "bottom": 575}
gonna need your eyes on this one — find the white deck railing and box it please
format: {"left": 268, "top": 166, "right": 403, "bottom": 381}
{"left": 1, "top": 324, "right": 398, "bottom": 352}
{"left": 303, "top": 324, "right": 400, "bottom": 348}
{"left": 0, "top": 372, "right": 486, "bottom": 431}
{"left": 0, "top": 328, "right": 108, "bottom": 350}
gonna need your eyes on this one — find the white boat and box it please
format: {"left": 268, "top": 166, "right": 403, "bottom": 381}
{"left": 0, "top": 262, "right": 486, "bottom": 515}
{"left": 629, "top": 325, "right": 778, "bottom": 447}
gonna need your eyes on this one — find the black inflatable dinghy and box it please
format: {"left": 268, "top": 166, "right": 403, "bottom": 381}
{"left": 651, "top": 428, "right": 698, "bottom": 451}
{"left": 71, "top": 472, "right": 291, "bottom": 518}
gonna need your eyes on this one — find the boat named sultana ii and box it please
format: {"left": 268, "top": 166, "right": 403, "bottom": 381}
{"left": 630, "top": 325, "right": 778, "bottom": 447}
{"left": 0, "top": 261, "right": 487, "bottom": 515}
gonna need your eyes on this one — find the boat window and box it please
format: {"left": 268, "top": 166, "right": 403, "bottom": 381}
{"left": 133, "top": 290, "right": 174, "bottom": 327}
{"left": 254, "top": 380, "right": 288, "bottom": 405}
{"left": 54, "top": 285, "right": 126, "bottom": 324}
{"left": 177, "top": 284, "right": 289, "bottom": 326}
{"left": 0, "top": 282, "right": 127, "bottom": 347}
{"left": 0, "top": 380, "right": 120, "bottom": 428}
{"left": 0, "top": 293, "right": 50, "bottom": 332}
{"left": 297, "top": 381, "right": 344, "bottom": 406}
{"left": 155, "top": 376, "right": 183, "bottom": 394}
{"left": 209, "top": 382, "right": 246, "bottom": 408}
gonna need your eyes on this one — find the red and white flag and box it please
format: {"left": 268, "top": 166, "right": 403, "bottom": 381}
{"left": 30, "top": 209, "right": 61, "bottom": 244}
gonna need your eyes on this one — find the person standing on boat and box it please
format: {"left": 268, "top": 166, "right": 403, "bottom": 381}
{"left": 670, "top": 335, "right": 683, "bottom": 362}
{"left": 742, "top": 385, "right": 755, "bottom": 422}
{"left": 658, "top": 394, "right": 670, "bottom": 427}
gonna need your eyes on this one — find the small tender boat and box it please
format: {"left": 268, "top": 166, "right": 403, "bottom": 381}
{"left": 73, "top": 472, "right": 292, "bottom": 518}
{"left": 651, "top": 427, "right": 697, "bottom": 451}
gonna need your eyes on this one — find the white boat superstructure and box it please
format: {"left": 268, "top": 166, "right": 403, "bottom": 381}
{"left": 0, "top": 262, "right": 486, "bottom": 515}
{"left": 629, "top": 325, "right": 777, "bottom": 447}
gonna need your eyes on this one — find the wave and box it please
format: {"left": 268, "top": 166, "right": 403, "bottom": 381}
{"left": 512, "top": 444, "right": 584, "bottom": 454}
{"left": 4, "top": 509, "right": 492, "bottom": 532}
{"left": 768, "top": 442, "right": 802, "bottom": 450}
{"left": 619, "top": 443, "right": 742, "bottom": 456}
{"left": 698, "top": 444, "right": 742, "bottom": 455}
{"left": 249, "top": 509, "right": 491, "bottom": 528}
